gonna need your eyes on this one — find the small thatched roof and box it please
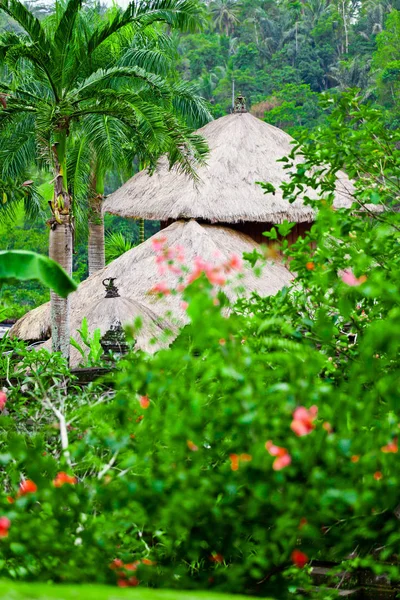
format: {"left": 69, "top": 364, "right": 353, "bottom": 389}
{"left": 10, "top": 220, "right": 293, "bottom": 347}
{"left": 40, "top": 292, "right": 176, "bottom": 367}
{"left": 103, "top": 112, "right": 354, "bottom": 224}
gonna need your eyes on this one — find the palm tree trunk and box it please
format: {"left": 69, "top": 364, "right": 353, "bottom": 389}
{"left": 88, "top": 196, "right": 105, "bottom": 276}
{"left": 88, "top": 170, "right": 105, "bottom": 276}
{"left": 49, "top": 132, "right": 73, "bottom": 360}
{"left": 49, "top": 215, "right": 72, "bottom": 359}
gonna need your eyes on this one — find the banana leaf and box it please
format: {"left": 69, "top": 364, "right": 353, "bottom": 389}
{"left": 0, "top": 251, "right": 77, "bottom": 298}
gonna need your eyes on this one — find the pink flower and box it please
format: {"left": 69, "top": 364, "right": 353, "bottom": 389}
{"left": 339, "top": 269, "right": 367, "bottom": 287}
{"left": 187, "top": 257, "right": 226, "bottom": 286}
{"left": 290, "top": 406, "right": 318, "bottom": 437}
{"left": 265, "top": 441, "right": 292, "bottom": 470}
{"left": 152, "top": 236, "right": 167, "bottom": 252}
{"left": 0, "top": 392, "right": 6, "bottom": 411}
{"left": 225, "top": 254, "right": 243, "bottom": 272}
{"left": 149, "top": 282, "right": 170, "bottom": 296}
{"left": 180, "top": 301, "right": 189, "bottom": 311}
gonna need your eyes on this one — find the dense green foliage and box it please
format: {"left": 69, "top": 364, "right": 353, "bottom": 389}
{"left": 177, "top": 0, "right": 400, "bottom": 127}
{"left": 0, "top": 94, "right": 399, "bottom": 597}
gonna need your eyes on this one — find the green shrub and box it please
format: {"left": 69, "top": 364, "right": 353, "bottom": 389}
{"left": 0, "top": 92, "right": 399, "bottom": 598}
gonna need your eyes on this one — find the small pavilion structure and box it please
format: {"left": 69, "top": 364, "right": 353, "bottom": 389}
{"left": 103, "top": 95, "right": 354, "bottom": 244}
{"left": 11, "top": 221, "right": 293, "bottom": 365}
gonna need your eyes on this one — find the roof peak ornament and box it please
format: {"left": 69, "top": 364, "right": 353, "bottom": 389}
{"left": 233, "top": 93, "right": 247, "bottom": 114}
{"left": 102, "top": 277, "right": 120, "bottom": 298}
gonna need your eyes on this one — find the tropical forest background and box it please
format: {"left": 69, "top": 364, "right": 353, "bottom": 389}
{"left": 1, "top": 0, "right": 399, "bottom": 319}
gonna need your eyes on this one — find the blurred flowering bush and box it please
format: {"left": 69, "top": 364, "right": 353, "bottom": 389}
{"left": 0, "top": 91, "right": 399, "bottom": 598}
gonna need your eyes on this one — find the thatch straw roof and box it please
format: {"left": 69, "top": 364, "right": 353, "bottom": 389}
{"left": 103, "top": 112, "right": 354, "bottom": 224}
{"left": 10, "top": 220, "right": 293, "bottom": 354}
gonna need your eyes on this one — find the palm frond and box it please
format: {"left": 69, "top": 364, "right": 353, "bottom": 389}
{"left": 170, "top": 80, "right": 212, "bottom": 127}
{"left": 0, "top": 0, "right": 50, "bottom": 53}
{"left": 69, "top": 65, "right": 170, "bottom": 101}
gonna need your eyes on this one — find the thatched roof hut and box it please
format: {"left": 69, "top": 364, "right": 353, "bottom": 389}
{"left": 103, "top": 111, "right": 354, "bottom": 230}
{"left": 11, "top": 220, "right": 293, "bottom": 356}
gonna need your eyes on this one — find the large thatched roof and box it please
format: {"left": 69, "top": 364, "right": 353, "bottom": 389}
{"left": 11, "top": 220, "right": 293, "bottom": 357}
{"left": 103, "top": 112, "right": 354, "bottom": 224}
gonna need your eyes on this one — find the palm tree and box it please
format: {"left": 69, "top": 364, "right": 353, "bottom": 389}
{"left": 210, "top": 0, "right": 241, "bottom": 36}
{"left": 66, "top": 10, "right": 210, "bottom": 276}
{"left": 0, "top": 0, "right": 205, "bottom": 359}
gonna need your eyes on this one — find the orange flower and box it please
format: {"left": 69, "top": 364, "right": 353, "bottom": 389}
{"left": 229, "top": 453, "right": 252, "bottom": 471}
{"left": 290, "top": 406, "right": 318, "bottom": 437}
{"left": 139, "top": 396, "right": 150, "bottom": 409}
{"left": 239, "top": 453, "right": 252, "bottom": 463}
{"left": 322, "top": 422, "right": 333, "bottom": 433}
{"left": 187, "top": 440, "right": 199, "bottom": 452}
{"left": 53, "top": 472, "right": 77, "bottom": 487}
{"left": 351, "top": 455, "right": 360, "bottom": 463}
{"left": 230, "top": 454, "right": 239, "bottom": 471}
{"left": 306, "top": 262, "right": 315, "bottom": 271}
{"left": 265, "top": 441, "right": 292, "bottom": 470}
{"left": 374, "top": 471, "right": 383, "bottom": 481}
{"left": 18, "top": 479, "right": 37, "bottom": 496}
{"left": 381, "top": 438, "right": 398, "bottom": 453}
{"left": 291, "top": 549, "right": 308, "bottom": 568}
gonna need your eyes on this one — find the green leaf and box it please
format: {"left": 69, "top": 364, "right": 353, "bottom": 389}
{"left": 257, "top": 181, "right": 276, "bottom": 195}
{"left": 0, "top": 250, "right": 77, "bottom": 297}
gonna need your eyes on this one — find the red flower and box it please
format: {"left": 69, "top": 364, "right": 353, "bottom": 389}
{"left": 139, "top": 396, "right": 150, "bottom": 409}
{"left": 381, "top": 438, "right": 398, "bottom": 453}
{"left": 291, "top": 549, "right": 308, "bottom": 568}
{"left": 299, "top": 518, "right": 308, "bottom": 530}
{"left": 0, "top": 392, "right": 6, "bottom": 411}
{"left": 265, "top": 441, "right": 291, "bottom": 470}
{"left": 0, "top": 517, "right": 11, "bottom": 539}
{"left": 290, "top": 406, "right": 318, "bottom": 437}
{"left": 210, "top": 553, "right": 224, "bottom": 564}
{"left": 110, "top": 559, "right": 124, "bottom": 570}
{"left": 374, "top": 471, "right": 383, "bottom": 481}
{"left": 18, "top": 479, "right": 37, "bottom": 496}
{"left": 53, "top": 472, "right": 77, "bottom": 487}
{"left": 117, "top": 576, "right": 139, "bottom": 587}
